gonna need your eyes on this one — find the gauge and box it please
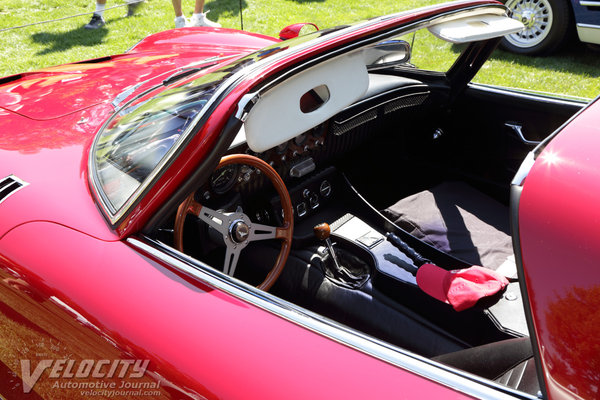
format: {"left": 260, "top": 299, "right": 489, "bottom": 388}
{"left": 294, "top": 133, "right": 307, "bottom": 146}
{"left": 209, "top": 164, "right": 239, "bottom": 194}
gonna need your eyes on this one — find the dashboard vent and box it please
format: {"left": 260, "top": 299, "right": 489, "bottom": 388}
{"left": 0, "top": 175, "right": 28, "bottom": 204}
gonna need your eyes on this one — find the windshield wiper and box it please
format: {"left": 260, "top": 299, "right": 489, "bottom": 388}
{"left": 162, "top": 54, "right": 242, "bottom": 86}
{"left": 162, "top": 67, "right": 204, "bottom": 86}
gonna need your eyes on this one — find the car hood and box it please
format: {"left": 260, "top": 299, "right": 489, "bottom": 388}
{"left": 0, "top": 28, "right": 278, "bottom": 120}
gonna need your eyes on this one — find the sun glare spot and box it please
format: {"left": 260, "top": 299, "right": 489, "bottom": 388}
{"left": 540, "top": 150, "right": 562, "bottom": 167}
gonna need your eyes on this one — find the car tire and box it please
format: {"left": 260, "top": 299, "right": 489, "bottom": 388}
{"left": 500, "top": 0, "right": 571, "bottom": 56}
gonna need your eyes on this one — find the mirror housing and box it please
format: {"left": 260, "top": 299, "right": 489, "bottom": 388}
{"left": 279, "top": 23, "right": 319, "bottom": 40}
{"left": 365, "top": 39, "right": 411, "bottom": 70}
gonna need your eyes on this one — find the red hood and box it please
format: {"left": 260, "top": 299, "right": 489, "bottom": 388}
{"left": 0, "top": 28, "right": 278, "bottom": 120}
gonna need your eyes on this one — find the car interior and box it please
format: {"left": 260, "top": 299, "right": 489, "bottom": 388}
{"left": 146, "top": 13, "right": 585, "bottom": 397}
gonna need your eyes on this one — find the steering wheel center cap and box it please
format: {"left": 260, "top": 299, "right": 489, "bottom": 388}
{"left": 230, "top": 220, "right": 250, "bottom": 243}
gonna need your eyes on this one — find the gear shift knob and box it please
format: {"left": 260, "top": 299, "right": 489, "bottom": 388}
{"left": 314, "top": 222, "right": 342, "bottom": 271}
{"left": 313, "top": 223, "right": 331, "bottom": 241}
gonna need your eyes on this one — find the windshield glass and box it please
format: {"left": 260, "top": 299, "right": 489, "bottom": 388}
{"left": 91, "top": 39, "right": 302, "bottom": 216}
{"left": 94, "top": 79, "right": 220, "bottom": 212}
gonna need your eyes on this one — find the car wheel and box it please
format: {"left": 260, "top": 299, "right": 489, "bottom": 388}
{"left": 500, "top": 0, "right": 571, "bottom": 56}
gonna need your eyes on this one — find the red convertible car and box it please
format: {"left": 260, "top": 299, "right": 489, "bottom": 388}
{"left": 0, "top": 1, "right": 597, "bottom": 398}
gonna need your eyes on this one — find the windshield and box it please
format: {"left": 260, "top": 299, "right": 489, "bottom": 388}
{"left": 94, "top": 79, "right": 220, "bottom": 212}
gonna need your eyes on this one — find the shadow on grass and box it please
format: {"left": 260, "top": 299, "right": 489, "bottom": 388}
{"left": 32, "top": 24, "right": 108, "bottom": 56}
{"left": 490, "top": 42, "right": 600, "bottom": 79}
{"left": 451, "top": 40, "right": 600, "bottom": 79}
{"left": 203, "top": 0, "right": 248, "bottom": 24}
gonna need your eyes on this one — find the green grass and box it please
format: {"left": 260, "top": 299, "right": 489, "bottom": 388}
{"left": 0, "top": 0, "right": 598, "bottom": 99}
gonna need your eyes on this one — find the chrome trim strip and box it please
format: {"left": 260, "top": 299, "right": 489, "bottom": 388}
{"left": 128, "top": 236, "right": 537, "bottom": 400}
{"left": 90, "top": 4, "right": 508, "bottom": 226}
{"left": 0, "top": 175, "right": 29, "bottom": 205}
{"left": 577, "top": 22, "right": 600, "bottom": 28}
{"left": 578, "top": 2, "right": 600, "bottom": 7}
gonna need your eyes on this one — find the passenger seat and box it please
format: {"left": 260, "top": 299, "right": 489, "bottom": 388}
{"left": 382, "top": 181, "right": 517, "bottom": 278}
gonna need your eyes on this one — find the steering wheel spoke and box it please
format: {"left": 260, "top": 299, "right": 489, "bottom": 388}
{"left": 197, "top": 205, "right": 229, "bottom": 236}
{"left": 248, "top": 222, "right": 278, "bottom": 242}
{"left": 223, "top": 245, "right": 243, "bottom": 277}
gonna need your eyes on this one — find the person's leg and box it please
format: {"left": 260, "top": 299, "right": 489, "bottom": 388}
{"left": 85, "top": 0, "right": 107, "bottom": 29}
{"left": 172, "top": 0, "right": 183, "bottom": 17}
{"left": 193, "top": 0, "right": 205, "bottom": 14}
{"left": 189, "top": 0, "right": 221, "bottom": 27}
{"left": 94, "top": 0, "right": 107, "bottom": 17}
{"left": 172, "top": 0, "right": 187, "bottom": 27}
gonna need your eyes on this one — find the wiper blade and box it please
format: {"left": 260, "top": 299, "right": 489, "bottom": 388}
{"left": 112, "top": 54, "right": 241, "bottom": 109}
{"left": 162, "top": 54, "right": 241, "bottom": 86}
{"left": 162, "top": 67, "right": 203, "bottom": 86}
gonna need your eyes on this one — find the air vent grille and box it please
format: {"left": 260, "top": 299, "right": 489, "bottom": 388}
{"left": 0, "top": 175, "right": 28, "bottom": 204}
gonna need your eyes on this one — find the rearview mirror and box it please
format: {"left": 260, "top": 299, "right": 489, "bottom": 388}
{"left": 365, "top": 40, "right": 411, "bottom": 70}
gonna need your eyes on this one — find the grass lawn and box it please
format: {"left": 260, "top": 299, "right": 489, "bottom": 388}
{"left": 0, "top": 0, "right": 598, "bottom": 99}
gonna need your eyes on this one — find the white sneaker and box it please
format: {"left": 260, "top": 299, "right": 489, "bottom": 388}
{"left": 174, "top": 15, "right": 188, "bottom": 28}
{"left": 189, "top": 11, "right": 221, "bottom": 28}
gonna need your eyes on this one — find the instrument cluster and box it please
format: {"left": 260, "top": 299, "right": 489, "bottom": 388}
{"left": 205, "top": 124, "right": 328, "bottom": 198}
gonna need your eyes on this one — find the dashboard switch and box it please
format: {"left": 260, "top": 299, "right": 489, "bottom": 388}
{"left": 296, "top": 202, "right": 307, "bottom": 217}
{"left": 309, "top": 193, "right": 319, "bottom": 209}
{"left": 320, "top": 180, "right": 332, "bottom": 198}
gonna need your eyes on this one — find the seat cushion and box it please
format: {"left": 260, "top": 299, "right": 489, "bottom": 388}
{"left": 383, "top": 181, "right": 516, "bottom": 277}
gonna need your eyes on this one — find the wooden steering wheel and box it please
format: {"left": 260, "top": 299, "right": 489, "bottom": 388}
{"left": 174, "top": 154, "right": 294, "bottom": 291}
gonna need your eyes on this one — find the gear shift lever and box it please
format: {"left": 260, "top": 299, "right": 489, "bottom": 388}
{"left": 313, "top": 223, "right": 342, "bottom": 271}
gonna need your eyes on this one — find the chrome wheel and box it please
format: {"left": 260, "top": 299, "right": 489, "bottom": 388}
{"left": 505, "top": 0, "right": 553, "bottom": 48}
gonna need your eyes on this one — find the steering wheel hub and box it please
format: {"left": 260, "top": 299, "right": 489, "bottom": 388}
{"left": 230, "top": 220, "right": 250, "bottom": 243}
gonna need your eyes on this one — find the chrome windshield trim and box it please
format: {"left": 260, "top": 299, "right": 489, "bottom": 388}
{"left": 90, "top": 4, "right": 507, "bottom": 226}
{"left": 128, "top": 236, "right": 537, "bottom": 400}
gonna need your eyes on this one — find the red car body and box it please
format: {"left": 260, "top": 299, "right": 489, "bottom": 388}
{"left": 0, "top": 1, "right": 597, "bottom": 398}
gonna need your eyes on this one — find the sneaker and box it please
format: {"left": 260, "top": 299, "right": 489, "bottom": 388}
{"left": 188, "top": 11, "right": 221, "bottom": 28}
{"left": 174, "top": 15, "right": 188, "bottom": 28}
{"left": 126, "top": 1, "right": 142, "bottom": 17}
{"left": 84, "top": 14, "right": 105, "bottom": 29}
